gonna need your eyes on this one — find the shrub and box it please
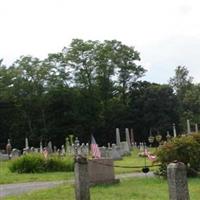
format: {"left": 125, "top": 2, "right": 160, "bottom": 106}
{"left": 156, "top": 134, "right": 200, "bottom": 177}
{"left": 45, "top": 155, "right": 74, "bottom": 172}
{"left": 9, "top": 153, "right": 45, "bottom": 173}
{"left": 9, "top": 153, "right": 74, "bottom": 173}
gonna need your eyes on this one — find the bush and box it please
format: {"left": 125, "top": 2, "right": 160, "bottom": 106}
{"left": 45, "top": 155, "right": 74, "bottom": 172}
{"left": 156, "top": 134, "right": 200, "bottom": 177}
{"left": 9, "top": 153, "right": 74, "bottom": 173}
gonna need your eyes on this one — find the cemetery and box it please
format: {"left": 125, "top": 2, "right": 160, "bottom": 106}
{"left": 1, "top": 124, "right": 200, "bottom": 199}
{"left": 2, "top": 0, "right": 200, "bottom": 198}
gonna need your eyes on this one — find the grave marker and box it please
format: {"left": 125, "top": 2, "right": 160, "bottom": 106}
{"left": 167, "top": 162, "right": 190, "bottom": 200}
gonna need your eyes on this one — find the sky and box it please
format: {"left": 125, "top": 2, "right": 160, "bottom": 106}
{"left": 1, "top": 0, "right": 200, "bottom": 83}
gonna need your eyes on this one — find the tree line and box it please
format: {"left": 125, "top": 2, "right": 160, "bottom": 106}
{"left": 0, "top": 39, "right": 199, "bottom": 149}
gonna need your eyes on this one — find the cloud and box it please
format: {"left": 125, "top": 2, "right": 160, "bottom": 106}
{"left": 141, "top": 35, "right": 200, "bottom": 83}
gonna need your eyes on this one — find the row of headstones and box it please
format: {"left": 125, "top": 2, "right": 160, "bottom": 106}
{"left": 98, "top": 128, "right": 135, "bottom": 160}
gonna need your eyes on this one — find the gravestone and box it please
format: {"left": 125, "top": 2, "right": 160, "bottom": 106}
{"left": 120, "top": 141, "right": 130, "bottom": 156}
{"left": 125, "top": 128, "right": 131, "bottom": 149}
{"left": 75, "top": 156, "right": 90, "bottom": 200}
{"left": 80, "top": 143, "right": 89, "bottom": 157}
{"left": 25, "top": 138, "right": 29, "bottom": 149}
{"left": 53, "top": 145, "right": 57, "bottom": 153}
{"left": 173, "top": 123, "right": 177, "bottom": 137}
{"left": 88, "top": 159, "right": 119, "bottom": 185}
{"left": 195, "top": 123, "right": 198, "bottom": 133}
{"left": 0, "top": 153, "right": 9, "bottom": 161}
{"left": 48, "top": 141, "right": 53, "bottom": 153}
{"left": 6, "top": 139, "right": 12, "bottom": 159}
{"left": 40, "top": 141, "right": 43, "bottom": 153}
{"left": 86, "top": 143, "right": 89, "bottom": 156}
{"left": 130, "top": 128, "right": 135, "bottom": 146}
{"left": 30, "top": 147, "right": 35, "bottom": 152}
{"left": 116, "top": 128, "right": 121, "bottom": 147}
{"left": 167, "top": 162, "right": 190, "bottom": 200}
{"left": 65, "top": 137, "right": 70, "bottom": 154}
{"left": 111, "top": 144, "right": 122, "bottom": 160}
{"left": 187, "top": 119, "right": 191, "bottom": 134}
{"left": 99, "top": 146, "right": 107, "bottom": 158}
{"left": 11, "top": 148, "right": 20, "bottom": 159}
{"left": 61, "top": 145, "right": 66, "bottom": 155}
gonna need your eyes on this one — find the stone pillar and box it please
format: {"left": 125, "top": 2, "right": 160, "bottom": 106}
{"left": 65, "top": 137, "right": 70, "bottom": 154}
{"left": 173, "top": 123, "right": 177, "bottom": 137}
{"left": 125, "top": 128, "right": 131, "bottom": 149}
{"left": 39, "top": 141, "right": 43, "bottom": 153}
{"left": 130, "top": 128, "right": 135, "bottom": 146}
{"left": 195, "top": 123, "right": 198, "bottom": 133}
{"left": 6, "top": 139, "right": 12, "bottom": 159}
{"left": 48, "top": 141, "right": 53, "bottom": 153}
{"left": 116, "top": 128, "right": 121, "bottom": 147}
{"left": 74, "top": 156, "right": 90, "bottom": 200}
{"left": 25, "top": 138, "right": 29, "bottom": 149}
{"left": 187, "top": 119, "right": 191, "bottom": 134}
{"left": 167, "top": 162, "right": 190, "bottom": 200}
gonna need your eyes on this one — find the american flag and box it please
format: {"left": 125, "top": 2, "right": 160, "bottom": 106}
{"left": 144, "top": 149, "right": 156, "bottom": 161}
{"left": 91, "top": 135, "right": 101, "bottom": 159}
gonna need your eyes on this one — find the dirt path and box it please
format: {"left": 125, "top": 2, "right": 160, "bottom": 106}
{"left": 0, "top": 172, "right": 154, "bottom": 198}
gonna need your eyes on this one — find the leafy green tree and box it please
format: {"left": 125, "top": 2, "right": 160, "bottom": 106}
{"left": 65, "top": 39, "right": 98, "bottom": 91}
{"left": 169, "top": 66, "right": 194, "bottom": 131}
{"left": 113, "top": 41, "right": 146, "bottom": 104}
{"left": 129, "top": 81, "right": 179, "bottom": 141}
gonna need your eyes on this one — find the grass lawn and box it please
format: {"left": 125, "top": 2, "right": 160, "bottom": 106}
{"left": 0, "top": 148, "right": 157, "bottom": 184}
{"left": 3, "top": 177, "right": 200, "bottom": 200}
{"left": 0, "top": 160, "right": 74, "bottom": 184}
{"left": 114, "top": 148, "right": 158, "bottom": 174}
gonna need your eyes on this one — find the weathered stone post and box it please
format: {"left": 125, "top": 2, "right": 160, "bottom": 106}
{"left": 125, "top": 128, "right": 131, "bottom": 149}
{"left": 187, "top": 119, "right": 191, "bottom": 134}
{"left": 130, "top": 128, "right": 135, "bottom": 145}
{"left": 167, "top": 162, "right": 190, "bottom": 200}
{"left": 173, "top": 123, "right": 177, "bottom": 137}
{"left": 74, "top": 137, "right": 90, "bottom": 200}
{"left": 116, "top": 128, "right": 121, "bottom": 147}
{"left": 195, "top": 123, "right": 198, "bottom": 133}
{"left": 75, "top": 156, "right": 90, "bottom": 200}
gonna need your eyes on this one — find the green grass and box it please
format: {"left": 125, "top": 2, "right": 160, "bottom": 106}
{"left": 4, "top": 177, "right": 200, "bottom": 200}
{"left": 0, "top": 160, "right": 73, "bottom": 184}
{"left": 0, "top": 148, "right": 157, "bottom": 184}
{"left": 114, "top": 148, "right": 158, "bottom": 174}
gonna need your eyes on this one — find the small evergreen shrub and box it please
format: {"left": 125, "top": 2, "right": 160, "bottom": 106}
{"left": 156, "top": 134, "right": 200, "bottom": 177}
{"left": 9, "top": 153, "right": 74, "bottom": 173}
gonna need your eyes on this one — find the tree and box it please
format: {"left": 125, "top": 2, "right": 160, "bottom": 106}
{"left": 113, "top": 40, "right": 146, "bottom": 104}
{"left": 169, "top": 66, "right": 193, "bottom": 95}
{"left": 65, "top": 39, "right": 98, "bottom": 91}
{"left": 169, "top": 66, "right": 194, "bottom": 131}
{"left": 129, "top": 81, "right": 179, "bottom": 141}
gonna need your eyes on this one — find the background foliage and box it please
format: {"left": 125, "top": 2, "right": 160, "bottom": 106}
{"left": 156, "top": 133, "right": 200, "bottom": 176}
{"left": 0, "top": 40, "right": 199, "bottom": 149}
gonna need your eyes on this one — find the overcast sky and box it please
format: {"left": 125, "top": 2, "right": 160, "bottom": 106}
{"left": 1, "top": 0, "right": 200, "bottom": 83}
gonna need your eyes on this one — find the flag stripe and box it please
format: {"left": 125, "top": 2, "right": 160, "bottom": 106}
{"left": 91, "top": 135, "right": 101, "bottom": 159}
